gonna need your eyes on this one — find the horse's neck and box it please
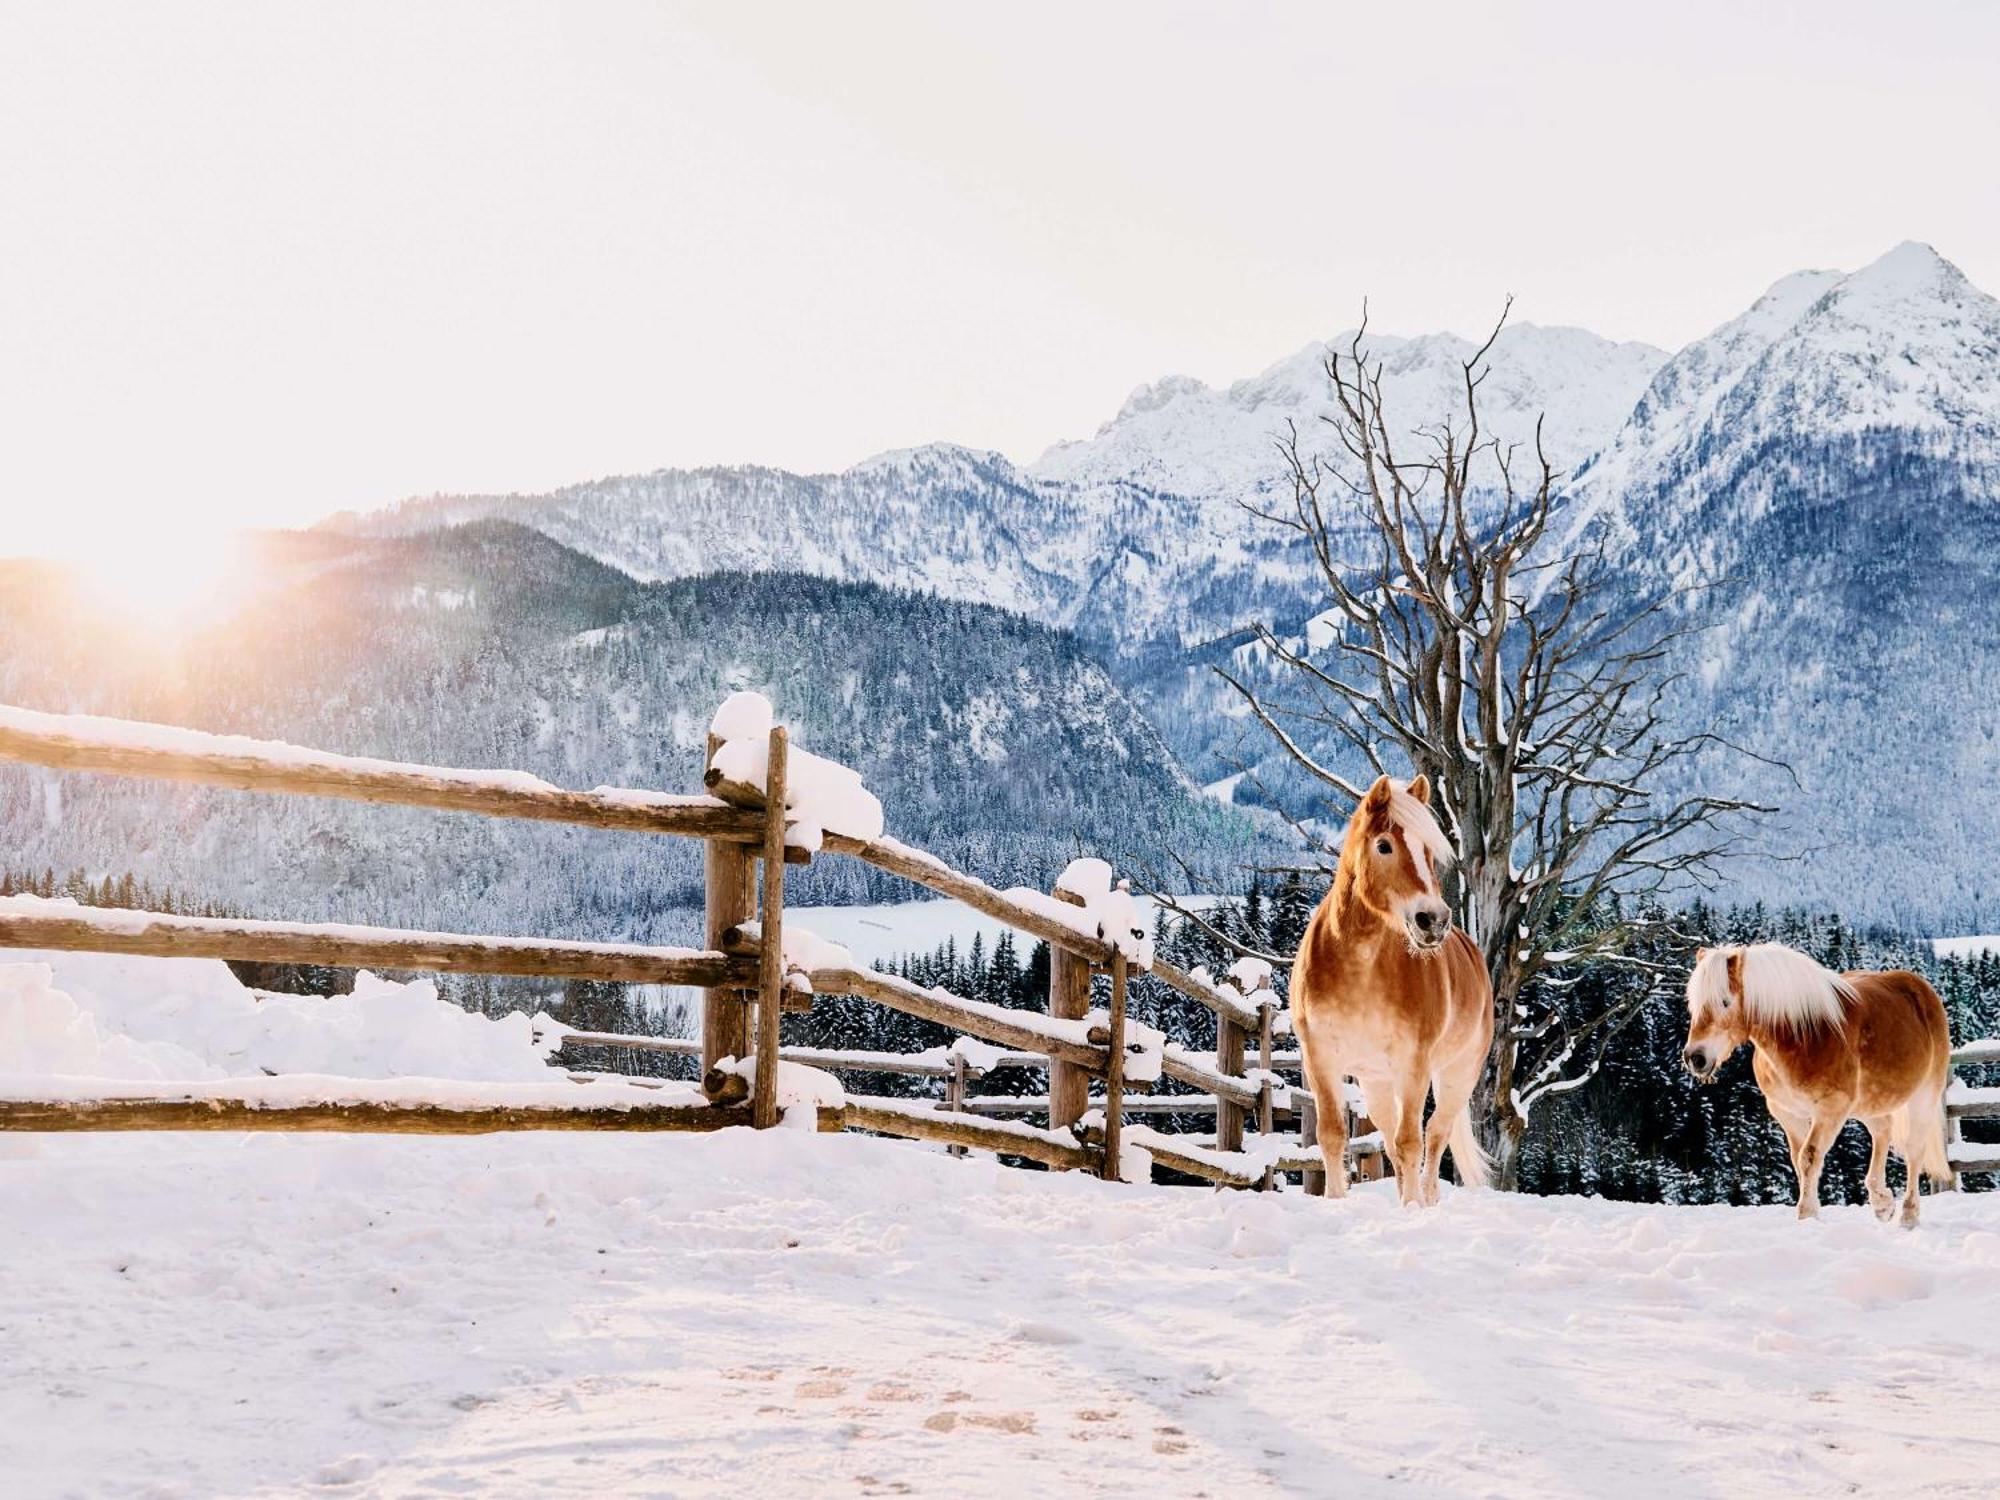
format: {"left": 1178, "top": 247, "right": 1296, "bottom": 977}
{"left": 1748, "top": 1017, "right": 1841, "bottom": 1077}
{"left": 1325, "top": 867, "right": 1391, "bottom": 946}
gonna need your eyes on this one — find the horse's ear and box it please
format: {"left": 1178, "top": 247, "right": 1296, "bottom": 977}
{"left": 1406, "top": 774, "right": 1431, "bottom": 805}
{"left": 1695, "top": 946, "right": 1710, "bottom": 964}
{"left": 1364, "top": 775, "right": 1392, "bottom": 810}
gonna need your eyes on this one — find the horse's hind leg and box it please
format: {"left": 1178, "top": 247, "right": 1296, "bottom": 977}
{"left": 1420, "top": 1048, "right": 1483, "bottom": 1206}
{"left": 1892, "top": 1097, "right": 1941, "bottom": 1228}
{"left": 1863, "top": 1115, "right": 1896, "bottom": 1221}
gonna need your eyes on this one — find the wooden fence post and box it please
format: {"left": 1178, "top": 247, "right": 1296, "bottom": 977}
{"left": 752, "top": 726, "right": 788, "bottom": 1130}
{"left": 1354, "top": 1102, "right": 1385, "bottom": 1182}
{"left": 945, "top": 1050, "right": 968, "bottom": 1158}
{"left": 1298, "top": 1090, "right": 1326, "bottom": 1197}
{"left": 1046, "top": 889, "right": 1091, "bottom": 1136}
{"left": 1254, "top": 999, "right": 1275, "bottom": 1190}
{"left": 702, "top": 732, "right": 754, "bottom": 1076}
{"left": 1102, "top": 951, "right": 1127, "bottom": 1180}
{"left": 1214, "top": 1009, "right": 1246, "bottom": 1155}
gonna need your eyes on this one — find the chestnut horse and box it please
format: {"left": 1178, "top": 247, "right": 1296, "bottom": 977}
{"left": 1292, "top": 774, "right": 1492, "bottom": 1204}
{"left": 1682, "top": 943, "right": 1954, "bottom": 1225}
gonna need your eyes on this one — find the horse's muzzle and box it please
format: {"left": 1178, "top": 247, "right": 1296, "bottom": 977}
{"left": 1407, "top": 900, "right": 1450, "bottom": 953}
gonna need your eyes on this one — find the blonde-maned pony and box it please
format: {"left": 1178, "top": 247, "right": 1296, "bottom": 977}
{"left": 1683, "top": 943, "right": 1954, "bottom": 1225}
{"left": 1291, "top": 774, "right": 1492, "bottom": 1205}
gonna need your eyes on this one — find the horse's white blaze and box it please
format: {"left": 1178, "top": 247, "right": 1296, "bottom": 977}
{"left": 1387, "top": 783, "right": 1450, "bottom": 895}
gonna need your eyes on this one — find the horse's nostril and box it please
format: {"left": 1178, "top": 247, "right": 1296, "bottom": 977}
{"left": 1415, "top": 910, "right": 1436, "bottom": 932}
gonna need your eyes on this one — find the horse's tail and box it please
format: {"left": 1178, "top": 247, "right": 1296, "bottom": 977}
{"left": 1914, "top": 1085, "right": 1958, "bottom": 1191}
{"left": 1448, "top": 1105, "right": 1492, "bottom": 1190}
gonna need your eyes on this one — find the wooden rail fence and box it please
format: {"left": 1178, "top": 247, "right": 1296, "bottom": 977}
{"left": 1947, "top": 1039, "right": 2000, "bottom": 1181}
{"left": 0, "top": 701, "right": 1378, "bottom": 1188}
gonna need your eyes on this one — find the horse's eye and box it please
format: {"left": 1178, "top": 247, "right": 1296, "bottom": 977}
{"left": 1376, "top": 839, "right": 1393, "bottom": 855}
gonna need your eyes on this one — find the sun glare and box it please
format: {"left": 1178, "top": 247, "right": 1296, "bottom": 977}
{"left": 57, "top": 530, "right": 241, "bottom": 625}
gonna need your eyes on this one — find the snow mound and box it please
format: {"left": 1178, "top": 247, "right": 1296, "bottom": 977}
{"left": 0, "top": 946, "right": 563, "bottom": 1085}
{"left": 709, "top": 691, "right": 886, "bottom": 841}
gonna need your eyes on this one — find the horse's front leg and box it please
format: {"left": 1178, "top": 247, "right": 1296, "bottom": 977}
{"left": 1795, "top": 1114, "right": 1841, "bottom": 1221}
{"left": 1382, "top": 1061, "right": 1427, "bottom": 1206}
{"left": 1294, "top": 1017, "right": 1350, "bottom": 1199}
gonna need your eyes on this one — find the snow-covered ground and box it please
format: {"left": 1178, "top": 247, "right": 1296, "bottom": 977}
{"left": 4, "top": 1130, "right": 1996, "bottom": 1498}
{"left": 6, "top": 945, "right": 1998, "bottom": 1497}
{"left": 1933, "top": 934, "right": 1999, "bottom": 962}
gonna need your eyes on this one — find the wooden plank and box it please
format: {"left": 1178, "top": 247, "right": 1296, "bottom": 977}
{"left": 1074, "top": 1123, "right": 1262, "bottom": 1188}
{"left": 1047, "top": 888, "right": 1092, "bottom": 1133}
{"left": 703, "top": 735, "right": 757, "bottom": 1074}
{"left": 960, "top": 1094, "right": 1247, "bottom": 1117}
{"left": 1945, "top": 1089, "right": 2000, "bottom": 1119}
{"left": 814, "top": 831, "right": 1119, "bottom": 967}
{"left": 1150, "top": 957, "right": 1260, "bottom": 1028}
{"left": 0, "top": 703, "right": 766, "bottom": 843}
{"left": 1298, "top": 1090, "right": 1327, "bottom": 1196}
{"left": 1951, "top": 1039, "right": 2000, "bottom": 1065}
{"left": 0, "top": 902, "right": 750, "bottom": 987}
{"left": 0, "top": 1096, "right": 834, "bottom": 1134}
{"left": 1213, "top": 1009, "right": 1247, "bottom": 1154}
{"left": 753, "top": 727, "right": 788, "bottom": 1130}
{"left": 945, "top": 1050, "right": 968, "bottom": 1159}
{"left": 842, "top": 1096, "right": 1095, "bottom": 1172}
{"left": 1160, "top": 1045, "right": 1261, "bottom": 1109}
{"left": 1103, "top": 951, "right": 1127, "bottom": 1179}
{"left": 804, "top": 964, "right": 1106, "bottom": 1071}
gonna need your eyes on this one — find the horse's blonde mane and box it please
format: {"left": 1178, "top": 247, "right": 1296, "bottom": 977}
{"left": 1689, "top": 942, "right": 1856, "bottom": 1032}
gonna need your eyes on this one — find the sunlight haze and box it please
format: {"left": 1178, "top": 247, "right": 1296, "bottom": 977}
{"left": 2, "top": 0, "right": 1994, "bottom": 555}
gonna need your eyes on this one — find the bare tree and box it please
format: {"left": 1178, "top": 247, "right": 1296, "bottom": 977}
{"left": 1219, "top": 307, "right": 1773, "bottom": 1187}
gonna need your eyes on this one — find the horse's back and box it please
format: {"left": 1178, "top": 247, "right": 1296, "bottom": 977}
{"left": 1846, "top": 969, "right": 1951, "bottom": 1104}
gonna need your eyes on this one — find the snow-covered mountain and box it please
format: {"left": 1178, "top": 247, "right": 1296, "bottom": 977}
{"left": 1035, "top": 324, "right": 1667, "bottom": 503}
{"left": 339, "top": 324, "right": 1666, "bottom": 655}
{"left": 315, "top": 244, "right": 1999, "bottom": 923}
{"left": 1578, "top": 242, "right": 2000, "bottom": 923}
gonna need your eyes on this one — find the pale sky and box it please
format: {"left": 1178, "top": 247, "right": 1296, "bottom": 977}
{"left": 3, "top": 0, "right": 1995, "bottom": 557}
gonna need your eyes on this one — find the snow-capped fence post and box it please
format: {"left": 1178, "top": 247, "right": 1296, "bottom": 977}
{"left": 1045, "top": 887, "right": 1092, "bottom": 1137}
{"left": 702, "top": 732, "right": 755, "bottom": 1077}
{"left": 751, "top": 726, "right": 789, "bottom": 1130}
{"left": 1101, "top": 951, "right": 1127, "bottom": 1180}
{"left": 1297, "top": 1091, "right": 1327, "bottom": 1197}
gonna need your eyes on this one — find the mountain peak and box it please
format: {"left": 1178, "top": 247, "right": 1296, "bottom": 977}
{"left": 1034, "top": 322, "right": 1667, "bottom": 498}
{"left": 1847, "top": 238, "right": 1962, "bottom": 291}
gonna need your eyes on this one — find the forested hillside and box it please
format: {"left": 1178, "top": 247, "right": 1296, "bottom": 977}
{"left": 0, "top": 523, "right": 1257, "bottom": 944}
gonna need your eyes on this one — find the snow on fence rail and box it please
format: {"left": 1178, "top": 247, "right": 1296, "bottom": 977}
{"left": 0, "top": 695, "right": 1351, "bottom": 1190}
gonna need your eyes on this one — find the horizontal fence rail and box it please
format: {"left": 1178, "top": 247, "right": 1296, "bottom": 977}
{"left": 0, "top": 705, "right": 770, "bottom": 844}
{"left": 0, "top": 901, "right": 753, "bottom": 989}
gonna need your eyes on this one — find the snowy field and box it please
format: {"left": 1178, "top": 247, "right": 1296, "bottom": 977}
{"left": 5, "top": 942, "right": 1999, "bottom": 1497}
{"left": 4, "top": 1128, "right": 1998, "bottom": 1499}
